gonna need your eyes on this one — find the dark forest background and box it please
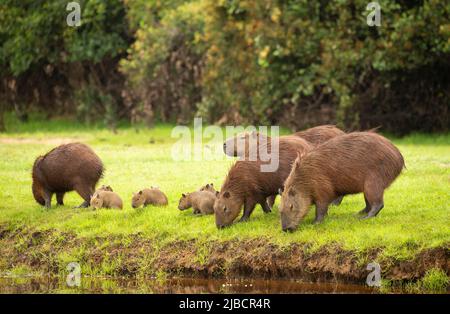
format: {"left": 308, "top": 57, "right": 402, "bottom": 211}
{"left": 0, "top": 0, "right": 449, "bottom": 134}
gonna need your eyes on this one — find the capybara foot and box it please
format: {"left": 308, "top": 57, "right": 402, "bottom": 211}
{"left": 238, "top": 216, "right": 249, "bottom": 223}
{"left": 75, "top": 200, "right": 90, "bottom": 208}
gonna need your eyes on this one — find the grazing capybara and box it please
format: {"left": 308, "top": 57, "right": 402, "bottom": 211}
{"left": 223, "top": 125, "right": 344, "bottom": 157}
{"left": 131, "top": 187, "right": 168, "bottom": 208}
{"left": 279, "top": 132, "right": 405, "bottom": 232}
{"left": 90, "top": 191, "right": 123, "bottom": 209}
{"left": 178, "top": 191, "right": 216, "bottom": 215}
{"left": 32, "top": 143, "right": 103, "bottom": 208}
{"left": 215, "top": 138, "right": 312, "bottom": 228}
{"left": 199, "top": 183, "right": 216, "bottom": 193}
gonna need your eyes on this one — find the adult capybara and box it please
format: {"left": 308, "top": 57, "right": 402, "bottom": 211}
{"left": 90, "top": 191, "right": 123, "bottom": 209}
{"left": 215, "top": 138, "right": 312, "bottom": 228}
{"left": 279, "top": 132, "right": 405, "bottom": 232}
{"left": 178, "top": 191, "right": 216, "bottom": 215}
{"left": 199, "top": 183, "right": 216, "bottom": 193}
{"left": 32, "top": 143, "right": 103, "bottom": 208}
{"left": 223, "top": 125, "right": 344, "bottom": 157}
{"left": 131, "top": 187, "right": 168, "bottom": 208}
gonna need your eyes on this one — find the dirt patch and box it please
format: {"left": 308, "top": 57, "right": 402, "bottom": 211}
{"left": 0, "top": 225, "right": 448, "bottom": 285}
{"left": 0, "top": 137, "right": 78, "bottom": 145}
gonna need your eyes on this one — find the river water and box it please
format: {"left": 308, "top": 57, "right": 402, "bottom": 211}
{"left": 0, "top": 276, "right": 376, "bottom": 294}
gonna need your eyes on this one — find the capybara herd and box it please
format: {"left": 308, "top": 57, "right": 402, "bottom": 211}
{"left": 32, "top": 125, "right": 404, "bottom": 232}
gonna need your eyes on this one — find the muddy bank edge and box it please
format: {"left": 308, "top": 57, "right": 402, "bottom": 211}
{"left": 0, "top": 225, "right": 448, "bottom": 284}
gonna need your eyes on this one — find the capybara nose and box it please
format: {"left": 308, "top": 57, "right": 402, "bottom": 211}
{"left": 132, "top": 205, "right": 136, "bottom": 209}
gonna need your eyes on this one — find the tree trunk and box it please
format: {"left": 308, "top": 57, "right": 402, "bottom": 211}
{"left": 0, "top": 103, "right": 5, "bottom": 132}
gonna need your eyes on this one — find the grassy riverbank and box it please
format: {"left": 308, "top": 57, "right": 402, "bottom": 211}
{"left": 0, "top": 114, "right": 448, "bottom": 290}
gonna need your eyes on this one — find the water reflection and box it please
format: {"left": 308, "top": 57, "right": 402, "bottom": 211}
{"left": 0, "top": 276, "right": 376, "bottom": 294}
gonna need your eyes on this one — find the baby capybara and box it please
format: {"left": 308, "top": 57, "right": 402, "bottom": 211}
{"left": 223, "top": 125, "right": 344, "bottom": 157}
{"left": 90, "top": 191, "right": 123, "bottom": 210}
{"left": 280, "top": 132, "right": 405, "bottom": 232}
{"left": 131, "top": 187, "right": 168, "bottom": 208}
{"left": 199, "top": 183, "right": 216, "bottom": 193}
{"left": 215, "top": 138, "right": 312, "bottom": 228}
{"left": 178, "top": 191, "right": 216, "bottom": 215}
{"left": 32, "top": 143, "right": 103, "bottom": 208}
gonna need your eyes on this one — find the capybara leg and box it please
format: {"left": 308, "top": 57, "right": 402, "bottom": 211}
{"left": 74, "top": 183, "right": 93, "bottom": 208}
{"left": 266, "top": 195, "right": 276, "bottom": 209}
{"left": 361, "top": 180, "right": 384, "bottom": 219}
{"left": 314, "top": 204, "right": 329, "bottom": 224}
{"left": 260, "top": 200, "right": 272, "bottom": 213}
{"left": 365, "top": 203, "right": 384, "bottom": 218}
{"left": 357, "top": 196, "right": 371, "bottom": 216}
{"left": 43, "top": 190, "right": 52, "bottom": 209}
{"left": 239, "top": 199, "right": 257, "bottom": 222}
{"left": 56, "top": 192, "right": 65, "bottom": 206}
{"left": 331, "top": 196, "right": 344, "bottom": 206}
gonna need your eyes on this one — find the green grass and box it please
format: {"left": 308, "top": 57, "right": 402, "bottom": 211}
{"left": 0, "top": 113, "right": 449, "bottom": 261}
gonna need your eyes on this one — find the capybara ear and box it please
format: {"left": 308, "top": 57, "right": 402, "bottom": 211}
{"left": 210, "top": 183, "right": 214, "bottom": 186}
{"left": 215, "top": 191, "right": 219, "bottom": 198}
{"left": 223, "top": 191, "right": 230, "bottom": 198}
{"left": 278, "top": 187, "right": 284, "bottom": 195}
{"left": 138, "top": 190, "right": 143, "bottom": 195}
{"left": 206, "top": 184, "right": 210, "bottom": 188}
{"left": 182, "top": 193, "right": 186, "bottom": 198}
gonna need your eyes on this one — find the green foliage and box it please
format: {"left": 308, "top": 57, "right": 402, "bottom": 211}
{"left": 0, "top": 0, "right": 128, "bottom": 75}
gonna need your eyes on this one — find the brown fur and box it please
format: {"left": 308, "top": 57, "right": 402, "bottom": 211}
{"left": 280, "top": 132, "right": 405, "bottom": 231}
{"left": 293, "top": 125, "right": 345, "bottom": 147}
{"left": 178, "top": 191, "right": 216, "bottom": 215}
{"left": 131, "top": 187, "right": 168, "bottom": 208}
{"left": 215, "top": 138, "right": 312, "bottom": 228}
{"left": 90, "top": 191, "right": 123, "bottom": 209}
{"left": 32, "top": 143, "right": 103, "bottom": 208}
{"left": 199, "top": 183, "right": 216, "bottom": 193}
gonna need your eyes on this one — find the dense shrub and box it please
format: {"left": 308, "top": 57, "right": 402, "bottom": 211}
{"left": 1, "top": 0, "right": 449, "bottom": 133}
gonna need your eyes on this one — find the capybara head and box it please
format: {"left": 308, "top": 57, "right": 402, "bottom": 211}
{"left": 279, "top": 187, "right": 305, "bottom": 232}
{"left": 31, "top": 156, "right": 45, "bottom": 205}
{"left": 131, "top": 190, "right": 145, "bottom": 208}
{"left": 199, "top": 183, "right": 215, "bottom": 193}
{"left": 178, "top": 193, "right": 191, "bottom": 210}
{"left": 223, "top": 131, "right": 262, "bottom": 157}
{"left": 90, "top": 193, "right": 104, "bottom": 209}
{"left": 214, "top": 191, "right": 242, "bottom": 228}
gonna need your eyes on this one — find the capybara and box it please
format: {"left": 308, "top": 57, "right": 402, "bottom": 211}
{"left": 199, "top": 183, "right": 216, "bottom": 193}
{"left": 32, "top": 143, "right": 103, "bottom": 208}
{"left": 215, "top": 138, "right": 312, "bottom": 228}
{"left": 178, "top": 191, "right": 216, "bottom": 215}
{"left": 131, "top": 187, "right": 168, "bottom": 208}
{"left": 223, "top": 125, "right": 344, "bottom": 157}
{"left": 90, "top": 191, "right": 123, "bottom": 209}
{"left": 279, "top": 132, "right": 405, "bottom": 232}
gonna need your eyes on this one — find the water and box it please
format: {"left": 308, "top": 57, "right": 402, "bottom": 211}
{"left": 0, "top": 276, "right": 376, "bottom": 294}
